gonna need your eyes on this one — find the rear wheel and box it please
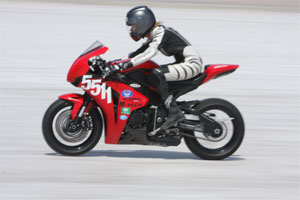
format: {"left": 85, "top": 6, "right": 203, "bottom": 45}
{"left": 183, "top": 98, "right": 244, "bottom": 160}
{"left": 42, "top": 99, "right": 103, "bottom": 156}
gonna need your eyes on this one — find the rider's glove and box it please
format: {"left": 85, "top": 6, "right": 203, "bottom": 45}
{"left": 117, "top": 60, "right": 133, "bottom": 70}
{"left": 108, "top": 59, "right": 133, "bottom": 71}
{"left": 102, "top": 59, "right": 133, "bottom": 78}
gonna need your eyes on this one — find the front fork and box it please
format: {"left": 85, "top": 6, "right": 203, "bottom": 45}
{"left": 59, "top": 92, "right": 92, "bottom": 123}
{"left": 59, "top": 93, "right": 94, "bottom": 133}
{"left": 72, "top": 94, "right": 92, "bottom": 125}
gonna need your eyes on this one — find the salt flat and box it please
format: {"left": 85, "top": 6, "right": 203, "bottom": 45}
{"left": 0, "top": 1, "right": 299, "bottom": 199}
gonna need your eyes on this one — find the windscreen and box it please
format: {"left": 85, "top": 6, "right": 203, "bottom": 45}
{"left": 81, "top": 41, "right": 105, "bottom": 56}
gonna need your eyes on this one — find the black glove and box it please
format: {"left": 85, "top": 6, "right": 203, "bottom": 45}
{"left": 117, "top": 60, "right": 133, "bottom": 70}
{"left": 108, "top": 59, "right": 133, "bottom": 71}
{"left": 102, "top": 60, "right": 133, "bottom": 78}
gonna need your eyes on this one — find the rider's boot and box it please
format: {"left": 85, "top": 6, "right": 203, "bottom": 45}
{"left": 161, "top": 96, "right": 185, "bottom": 130}
{"left": 148, "top": 69, "right": 185, "bottom": 130}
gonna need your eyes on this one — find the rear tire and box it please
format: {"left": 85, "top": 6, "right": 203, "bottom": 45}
{"left": 42, "top": 99, "right": 103, "bottom": 156}
{"left": 183, "top": 98, "right": 244, "bottom": 160}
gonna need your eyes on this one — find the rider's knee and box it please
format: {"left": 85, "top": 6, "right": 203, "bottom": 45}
{"left": 148, "top": 69, "right": 165, "bottom": 88}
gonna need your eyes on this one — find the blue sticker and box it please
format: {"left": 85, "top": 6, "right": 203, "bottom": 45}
{"left": 121, "top": 90, "right": 133, "bottom": 98}
{"left": 120, "top": 115, "right": 128, "bottom": 120}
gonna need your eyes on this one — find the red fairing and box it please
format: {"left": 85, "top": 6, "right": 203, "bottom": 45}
{"left": 79, "top": 80, "right": 149, "bottom": 144}
{"left": 202, "top": 64, "right": 239, "bottom": 84}
{"left": 75, "top": 60, "right": 157, "bottom": 144}
{"left": 59, "top": 93, "right": 84, "bottom": 120}
{"left": 108, "top": 82, "right": 148, "bottom": 144}
{"left": 67, "top": 46, "right": 109, "bottom": 83}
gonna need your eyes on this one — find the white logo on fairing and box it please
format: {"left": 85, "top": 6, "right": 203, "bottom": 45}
{"left": 130, "top": 83, "right": 141, "bottom": 88}
{"left": 214, "top": 65, "right": 228, "bottom": 69}
{"left": 81, "top": 75, "right": 112, "bottom": 103}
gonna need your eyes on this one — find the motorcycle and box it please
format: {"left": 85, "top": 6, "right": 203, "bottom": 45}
{"left": 42, "top": 41, "right": 245, "bottom": 160}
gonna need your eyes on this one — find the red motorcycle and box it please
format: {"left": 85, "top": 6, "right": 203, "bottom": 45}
{"left": 42, "top": 41, "right": 244, "bottom": 160}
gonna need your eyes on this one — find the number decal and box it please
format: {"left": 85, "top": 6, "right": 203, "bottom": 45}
{"left": 81, "top": 75, "right": 92, "bottom": 90}
{"left": 90, "top": 79, "right": 102, "bottom": 96}
{"left": 81, "top": 75, "right": 112, "bottom": 103}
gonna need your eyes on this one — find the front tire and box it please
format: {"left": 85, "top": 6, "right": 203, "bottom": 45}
{"left": 42, "top": 99, "right": 103, "bottom": 156}
{"left": 183, "top": 98, "right": 245, "bottom": 160}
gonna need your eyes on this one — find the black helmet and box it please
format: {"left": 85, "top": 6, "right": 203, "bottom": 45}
{"left": 126, "top": 6, "right": 156, "bottom": 41}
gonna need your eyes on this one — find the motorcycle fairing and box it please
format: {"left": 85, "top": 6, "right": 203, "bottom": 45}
{"left": 100, "top": 81, "right": 149, "bottom": 144}
{"left": 75, "top": 79, "right": 149, "bottom": 144}
{"left": 202, "top": 64, "right": 239, "bottom": 84}
{"left": 59, "top": 93, "right": 84, "bottom": 120}
{"left": 67, "top": 46, "right": 109, "bottom": 84}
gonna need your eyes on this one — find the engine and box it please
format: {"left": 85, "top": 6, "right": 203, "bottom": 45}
{"left": 121, "top": 106, "right": 179, "bottom": 147}
{"left": 127, "top": 109, "right": 148, "bottom": 129}
{"left": 127, "top": 106, "right": 168, "bottom": 130}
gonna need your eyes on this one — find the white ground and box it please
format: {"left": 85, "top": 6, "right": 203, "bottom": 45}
{"left": 0, "top": 1, "right": 299, "bottom": 200}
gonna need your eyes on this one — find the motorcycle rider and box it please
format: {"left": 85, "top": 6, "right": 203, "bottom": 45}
{"left": 112, "top": 6, "right": 203, "bottom": 130}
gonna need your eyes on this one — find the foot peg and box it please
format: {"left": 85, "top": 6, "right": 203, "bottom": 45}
{"left": 165, "top": 127, "right": 180, "bottom": 135}
{"left": 148, "top": 127, "right": 161, "bottom": 136}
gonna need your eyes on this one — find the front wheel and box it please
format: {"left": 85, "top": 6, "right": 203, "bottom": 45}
{"left": 183, "top": 98, "right": 245, "bottom": 160}
{"left": 42, "top": 99, "right": 103, "bottom": 156}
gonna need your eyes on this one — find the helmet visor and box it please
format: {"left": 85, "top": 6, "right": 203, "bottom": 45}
{"left": 126, "top": 24, "right": 137, "bottom": 35}
{"left": 126, "top": 24, "right": 140, "bottom": 41}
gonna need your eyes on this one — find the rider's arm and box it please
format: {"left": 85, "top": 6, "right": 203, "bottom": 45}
{"left": 128, "top": 40, "right": 150, "bottom": 58}
{"left": 130, "top": 26, "right": 165, "bottom": 67}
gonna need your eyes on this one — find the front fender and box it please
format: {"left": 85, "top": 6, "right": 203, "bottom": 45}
{"left": 59, "top": 93, "right": 84, "bottom": 120}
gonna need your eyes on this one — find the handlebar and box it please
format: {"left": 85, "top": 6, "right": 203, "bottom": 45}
{"left": 88, "top": 56, "right": 132, "bottom": 80}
